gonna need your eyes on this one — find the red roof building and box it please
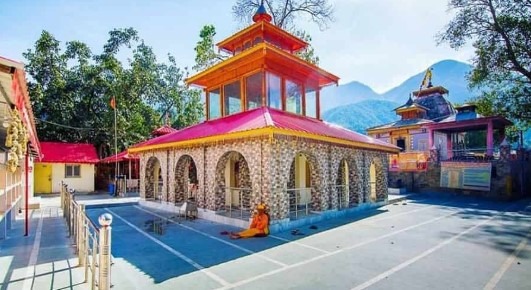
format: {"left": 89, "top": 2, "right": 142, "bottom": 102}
{"left": 35, "top": 142, "right": 99, "bottom": 194}
{"left": 151, "top": 125, "right": 178, "bottom": 137}
{"left": 100, "top": 150, "right": 139, "bottom": 163}
{"left": 131, "top": 107, "right": 397, "bottom": 153}
{"left": 129, "top": 4, "right": 397, "bottom": 230}
{"left": 39, "top": 142, "right": 99, "bottom": 164}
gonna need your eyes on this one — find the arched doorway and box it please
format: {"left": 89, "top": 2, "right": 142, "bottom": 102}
{"left": 369, "top": 162, "right": 377, "bottom": 202}
{"left": 214, "top": 151, "right": 252, "bottom": 218}
{"left": 335, "top": 159, "right": 349, "bottom": 209}
{"left": 368, "top": 158, "right": 385, "bottom": 202}
{"left": 287, "top": 152, "right": 320, "bottom": 219}
{"left": 145, "top": 157, "right": 162, "bottom": 200}
{"left": 174, "top": 155, "right": 198, "bottom": 204}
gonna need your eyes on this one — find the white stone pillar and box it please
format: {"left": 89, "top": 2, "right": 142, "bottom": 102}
{"left": 98, "top": 214, "right": 113, "bottom": 290}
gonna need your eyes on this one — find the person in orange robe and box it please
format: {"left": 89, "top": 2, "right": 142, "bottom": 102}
{"left": 230, "top": 204, "right": 269, "bottom": 239}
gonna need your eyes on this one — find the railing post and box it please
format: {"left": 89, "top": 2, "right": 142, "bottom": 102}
{"left": 305, "top": 188, "right": 309, "bottom": 216}
{"left": 66, "top": 190, "right": 71, "bottom": 236}
{"left": 239, "top": 189, "right": 243, "bottom": 219}
{"left": 98, "top": 214, "right": 113, "bottom": 290}
{"left": 229, "top": 187, "right": 232, "bottom": 218}
{"left": 91, "top": 238, "right": 97, "bottom": 289}
{"left": 78, "top": 204, "right": 86, "bottom": 266}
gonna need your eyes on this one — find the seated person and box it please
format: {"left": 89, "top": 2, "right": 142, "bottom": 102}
{"left": 230, "top": 204, "right": 269, "bottom": 239}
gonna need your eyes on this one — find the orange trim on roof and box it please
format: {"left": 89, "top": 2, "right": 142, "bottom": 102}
{"left": 216, "top": 21, "right": 308, "bottom": 53}
{"left": 186, "top": 43, "right": 339, "bottom": 88}
{"left": 128, "top": 126, "right": 398, "bottom": 154}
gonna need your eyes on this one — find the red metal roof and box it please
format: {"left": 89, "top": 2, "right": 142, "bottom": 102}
{"left": 152, "top": 125, "right": 178, "bottom": 136}
{"left": 100, "top": 150, "right": 139, "bottom": 163}
{"left": 131, "top": 107, "right": 398, "bottom": 152}
{"left": 38, "top": 142, "right": 99, "bottom": 164}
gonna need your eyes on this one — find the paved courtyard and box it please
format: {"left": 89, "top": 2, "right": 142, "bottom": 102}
{"left": 1, "top": 193, "right": 530, "bottom": 289}
{"left": 87, "top": 194, "right": 530, "bottom": 290}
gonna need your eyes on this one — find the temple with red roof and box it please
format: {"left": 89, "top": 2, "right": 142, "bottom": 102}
{"left": 129, "top": 4, "right": 399, "bottom": 228}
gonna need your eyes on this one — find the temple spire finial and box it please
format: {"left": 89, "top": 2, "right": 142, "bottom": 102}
{"left": 253, "top": 0, "right": 272, "bottom": 23}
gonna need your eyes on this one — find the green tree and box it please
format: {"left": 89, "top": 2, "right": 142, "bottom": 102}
{"left": 24, "top": 29, "right": 203, "bottom": 156}
{"left": 193, "top": 25, "right": 227, "bottom": 71}
{"left": 437, "top": 0, "right": 531, "bottom": 129}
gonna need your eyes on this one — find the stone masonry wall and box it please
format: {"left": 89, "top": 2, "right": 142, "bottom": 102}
{"left": 139, "top": 135, "right": 391, "bottom": 222}
{"left": 139, "top": 151, "right": 168, "bottom": 200}
{"left": 389, "top": 159, "right": 530, "bottom": 200}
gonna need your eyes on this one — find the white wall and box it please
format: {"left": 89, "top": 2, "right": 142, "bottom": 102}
{"left": 51, "top": 163, "right": 95, "bottom": 193}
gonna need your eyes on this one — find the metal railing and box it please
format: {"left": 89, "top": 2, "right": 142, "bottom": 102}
{"left": 126, "top": 178, "right": 140, "bottom": 195}
{"left": 333, "top": 185, "right": 349, "bottom": 210}
{"left": 222, "top": 187, "right": 252, "bottom": 220}
{"left": 61, "top": 183, "right": 112, "bottom": 290}
{"left": 287, "top": 187, "right": 312, "bottom": 220}
{"left": 155, "top": 180, "right": 164, "bottom": 201}
{"left": 448, "top": 148, "right": 498, "bottom": 161}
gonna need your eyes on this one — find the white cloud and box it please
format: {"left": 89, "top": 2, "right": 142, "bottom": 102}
{"left": 300, "top": 0, "right": 475, "bottom": 93}
{"left": 0, "top": 0, "right": 474, "bottom": 94}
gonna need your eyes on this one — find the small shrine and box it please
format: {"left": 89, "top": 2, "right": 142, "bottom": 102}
{"left": 129, "top": 4, "right": 399, "bottom": 228}
{"left": 368, "top": 70, "right": 513, "bottom": 172}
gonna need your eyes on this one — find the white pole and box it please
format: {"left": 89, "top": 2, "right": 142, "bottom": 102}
{"left": 98, "top": 214, "right": 112, "bottom": 290}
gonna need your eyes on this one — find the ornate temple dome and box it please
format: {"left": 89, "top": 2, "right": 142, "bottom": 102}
{"left": 412, "top": 86, "right": 456, "bottom": 121}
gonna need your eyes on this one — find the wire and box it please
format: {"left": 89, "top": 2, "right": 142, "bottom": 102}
{"left": 35, "top": 118, "right": 98, "bottom": 131}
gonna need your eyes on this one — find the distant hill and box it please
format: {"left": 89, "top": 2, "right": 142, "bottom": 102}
{"left": 322, "top": 100, "right": 399, "bottom": 133}
{"left": 321, "top": 59, "right": 477, "bottom": 134}
{"left": 320, "top": 81, "right": 380, "bottom": 111}
{"left": 382, "top": 60, "right": 475, "bottom": 104}
{"left": 320, "top": 59, "right": 475, "bottom": 113}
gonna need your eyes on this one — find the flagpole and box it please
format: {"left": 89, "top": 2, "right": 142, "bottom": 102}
{"left": 114, "top": 98, "right": 118, "bottom": 196}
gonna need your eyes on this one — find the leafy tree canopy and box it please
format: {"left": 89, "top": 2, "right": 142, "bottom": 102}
{"left": 437, "top": 0, "right": 531, "bottom": 131}
{"left": 24, "top": 28, "right": 203, "bottom": 157}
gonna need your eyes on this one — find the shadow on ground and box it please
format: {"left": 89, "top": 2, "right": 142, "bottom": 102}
{"left": 82, "top": 194, "right": 531, "bottom": 284}
{"left": 84, "top": 203, "right": 388, "bottom": 283}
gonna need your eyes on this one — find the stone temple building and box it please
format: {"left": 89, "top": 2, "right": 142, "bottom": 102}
{"left": 128, "top": 4, "right": 399, "bottom": 229}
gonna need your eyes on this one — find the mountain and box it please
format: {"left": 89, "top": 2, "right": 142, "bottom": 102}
{"left": 322, "top": 100, "right": 399, "bottom": 133}
{"left": 320, "top": 59, "right": 474, "bottom": 113}
{"left": 382, "top": 60, "right": 474, "bottom": 104}
{"left": 321, "top": 59, "right": 475, "bottom": 133}
{"left": 320, "top": 81, "right": 380, "bottom": 112}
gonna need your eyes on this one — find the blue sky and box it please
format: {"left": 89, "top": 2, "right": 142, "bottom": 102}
{"left": 0, "top": 0, "right": 473, "bottom": 93}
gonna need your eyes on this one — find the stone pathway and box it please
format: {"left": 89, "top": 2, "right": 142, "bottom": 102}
{"left": 0, "top": 196, "right": 87, "bottom": 290}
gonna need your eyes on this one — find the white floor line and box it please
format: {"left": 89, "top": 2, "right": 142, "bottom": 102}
{"left": 351, "top": 203, "right": 525, "bottom": 290}
{"left": 216, "top": 208, "right": 460, "bottom": 290}
{"left": 483, "top": 229, "right": 531, "bottom": 290}
{"left": 22, "top": 209, "right": 43, "bottom": 290}
{"left": 286, "top": 200, "right": 454, "bottom": 245}
{"left": 268, "top": 235, "right": 331, "bottom": 254}
{"left": 105, "top": 207, "right": 230, "bottom": 287}
{"left": 342, "top": 210, "right": 458, "bottom": 252}
{"left": 369, "top": 200, "right": 453, "bottom": 223}
{"left": 134, "top": 206, "right": 288, "bottom": 267}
